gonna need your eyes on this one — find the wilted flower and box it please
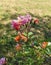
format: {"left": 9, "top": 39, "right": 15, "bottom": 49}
{"left": 0, "top": 57, "right": 6, "bottom": 65}
{"left": 14, "top": 35, "right": 21, "bottom": 42}
{"left": 41, "top": 42, "right": 48, "bottom": 49}
{"left": 18, "top": 32, "right": 28, "bottom": 42}
{"left": 20, "top": 34, "right": 28, "bottom": 42}
{"left": 15, "top": 44, "right": 22, "bottom": 51}
{"left": 34, "top": 18, "right": 39, "bottom": 24}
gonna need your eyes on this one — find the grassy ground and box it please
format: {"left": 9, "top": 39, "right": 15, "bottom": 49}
{"left": 0, "top": 0, "right": 51, "bottom": 24}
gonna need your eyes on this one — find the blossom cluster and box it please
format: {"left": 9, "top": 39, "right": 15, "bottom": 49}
{"left": 11, "top": 14, "right": 51, "bottom": 51}
{"left": 0, "top": 14, "right": 51, "bottom": 65}
{"left": 11, "top": 14, "right": 32, "bottom": 30}
{"left": 0, "top": 57, "right": 6, "bottom": 65}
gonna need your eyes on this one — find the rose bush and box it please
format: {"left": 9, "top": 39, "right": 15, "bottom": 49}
{"left": 0, "top": 14, "right": 51, "bottom": 65}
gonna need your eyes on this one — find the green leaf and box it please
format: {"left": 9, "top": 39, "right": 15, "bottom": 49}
{"left": 28, "top": 32, "right": 33, "bottom": 37}
{"left": 31, "top": 36, "right": 35, "bottom": 39}
{"left": 23, "top": 32, "right": 27, "bottom": 36}
{"left": 46, "top": 48, "right": 51, "bottom": 54}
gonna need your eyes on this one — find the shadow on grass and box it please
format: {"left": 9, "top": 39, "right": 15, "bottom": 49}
{"left": 0, "top": 12, "right": 26, "bottom": 21}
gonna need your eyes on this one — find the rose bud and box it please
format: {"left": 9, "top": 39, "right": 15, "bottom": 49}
{"left": 34, "top": 18, "right": 39, "bottom": 24}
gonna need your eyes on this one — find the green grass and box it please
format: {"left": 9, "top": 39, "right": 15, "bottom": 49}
{"left": 0, "top": 0, "right": 51, "bottom": 24}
